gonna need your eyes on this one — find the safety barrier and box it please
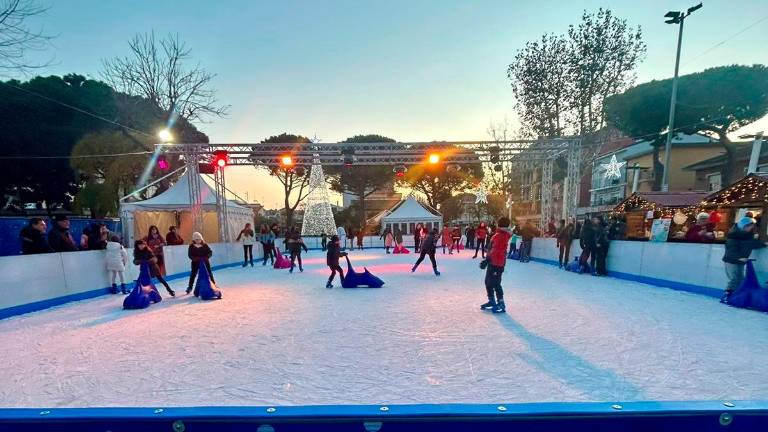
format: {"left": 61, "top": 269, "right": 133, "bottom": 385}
{"left": 0, "top": 242, "right": 263, "bottom": 320}
{"left": 0, "top": 401, "right": 765, "bottom": 431}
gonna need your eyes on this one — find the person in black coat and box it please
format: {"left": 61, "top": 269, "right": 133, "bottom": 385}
{"left": 134, "top": 240, "right": 175, "bottom": 296}
{"left": 20, "top": 218, "right": 54, "bottom": 254}
{"left": 593, "top": 217, "right": 610, "bottom": 276}
{"left": 286, "top": 227, "right": 308, "bottom": 273}
{"left": 579, "top": 217, "right": 597, "bottom": 270}
{"left": 325, "top": 235, "right": 348, "bottom": 288}
{"left": 722, "top": 217, "right": 767, "bottom": 300}
{"left": 556, "top": 218, "right": 574, "bottom": 268}
{"left": 186, "top": 232, "right": 215, "bottom": 295}
{"left": 48, "top": 215, "right": 78, "bottom": 252}
{"left": 411, "top": 228, "right": 440, "bottom": 275}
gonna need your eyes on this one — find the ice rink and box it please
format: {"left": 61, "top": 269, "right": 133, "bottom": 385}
{"left": 1, "top": 250, "right": 767, "bottom": 408}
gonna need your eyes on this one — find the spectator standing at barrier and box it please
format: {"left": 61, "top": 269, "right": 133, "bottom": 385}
{"left": 325, "top": 235, "right": 348, "bottom": 288}
{"left": 89, "top": 223, "right": 109, "bottom": 250}
{"left": 381, "top": 227, "right": 394, "bottom": 254}
{"left": 106, "top": 235, "right": 129, "bottom": 294}
{"left": 608, "top": 216, "right": 627, "bottom": 241}
{"left": 48, "top": 215, "right": 78, "bottom": 252}
{"left": 411, "top": 227, "right": 440, "bottom": 275}
{"left": 722, "top": 216, "right": 767, "bottom": 302}
{"left": 236, "top": 222, "right": 256, "bottom": 267}
{"left": 186, "top": 232, "right": 215, "bottom": 296}
{"left": 473, "top": 222, "right": 489, "bottom": 259}
{"left": 134, "top": 239, "right": 175, "bottom": 297}
{"left": 321, "top": 232, "right": 328, "bottom": 251}
{"left": 465, "top": 225, "right": 476, "bottom": 249}
{"left": 441, "top": 226, "right": 453, "bottom": 254}
{"left": 685, "top": 212, "right": 715, "bottom": 243}
{"left": 20, "top": 218, "right": 53, "bottom": 254}
{"left": 260, "top": 225, "right": 276, "bottom": 266}
{"left": 287, "top": 226, "right": 308, "bottom": 273}
{"left": 579, "top": 217, "right": 597, "bottom": 271}
{"left": 356, "top": 226, "right": 365, "bottom": 250}
{"left": 337, "top": 225, "right": 347, "bottom": 251}
{"left": 546, "top": 217, "right": 557, "bottom": 237}
{"left": 166, "top": 226, "right": 184, "bottom": 245}
{"left": 414, "top": 223, "right": 424, "bottom": 253}
{"left": 593, "top": 216, "right": 610, "bottom": 276}
{"left": 480, "top": 216, "right": 513, "bottom": 314}
{"left": 556, "top": 218, "right": 574, "bottom": 268}
{"left": 145, "top": 225, "right": 167, "bottom": 275}
{"left": 519, "top": 221, "right": 540, "bottom": 263}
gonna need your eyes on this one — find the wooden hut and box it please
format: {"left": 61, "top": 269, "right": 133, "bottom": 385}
{"left": 613, "top": 191, "right": 709, "bottom": 240}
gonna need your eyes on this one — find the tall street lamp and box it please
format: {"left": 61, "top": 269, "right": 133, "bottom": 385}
{"left": 661, "top": 2, "right": 703, "bottom": 192}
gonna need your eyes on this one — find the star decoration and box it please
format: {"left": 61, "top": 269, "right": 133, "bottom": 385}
{"left": 474, "top": 185, "right": 488, "bottom": 204}
{"left": 601, "top": 155, "right": 626, "bottom": 180}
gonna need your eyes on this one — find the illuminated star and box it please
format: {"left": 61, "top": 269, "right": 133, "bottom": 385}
{"left": 601, "top": 155, "right": 626, "bottom": 180}
{"left": 475, "top": 185, "right": 488, "bottom": 204}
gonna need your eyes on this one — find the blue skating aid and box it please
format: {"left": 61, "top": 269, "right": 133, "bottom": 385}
{"left": 341, "top": 256, "right": 385, "bottom": 288}
{"left": 196, "top": 263, "right": 222, "bottom": 300}
{"left": 728, "top": 260, "right": 768, "bottom": 312}
{"left": 565, "top": 258, "right": 590, "bottom": 274}
{"left": 123, "top": 262, "right": 162, "bottom": 309}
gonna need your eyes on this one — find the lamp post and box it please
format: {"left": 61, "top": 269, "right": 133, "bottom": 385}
{"left": 661, "top": 2, "right": 703, "bottom": 192}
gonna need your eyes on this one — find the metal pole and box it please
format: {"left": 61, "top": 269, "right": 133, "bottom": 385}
{"left": 632, "top": 163, "right": 641, "bottom": 193}
{"left": 661, "top": 16, "right": 685, "bottom": 192}
{"left": 747, "top": 131, "right": 765, "bottom": 174}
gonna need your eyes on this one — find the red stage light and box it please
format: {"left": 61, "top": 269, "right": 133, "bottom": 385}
{"left": 157, "top": 155, "right": 169, "bottom": 170}
{"left": 213, "top": 150, "right": 229, "bottom": 169}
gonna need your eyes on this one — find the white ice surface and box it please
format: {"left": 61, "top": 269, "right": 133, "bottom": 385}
{"left": 1, "top": 250, "right": 767, "bottom": 408}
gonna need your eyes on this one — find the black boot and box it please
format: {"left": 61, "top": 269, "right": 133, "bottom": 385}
{"left": 433, "top": 267, "right": 441, "bottom": 276}
{"left": 120, "top": 283, "right": 127, "bottom": 294}
{"left": 480, "top": 299, "right": 496, "bottom": 310}
{"left": 110, "top": 283, "right": 118, "bottom": 294}
{"left": 185, "top": 286, "right": 193, "bottom": 295}
{"left": 492, "top": 300, "right": 506, "bottom": 314}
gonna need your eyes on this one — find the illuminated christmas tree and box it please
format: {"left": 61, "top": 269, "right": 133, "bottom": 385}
{"left": 301, "top": 158, "right": 338, "bottom": 236}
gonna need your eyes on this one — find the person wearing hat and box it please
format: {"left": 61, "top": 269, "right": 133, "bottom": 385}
{"left": 685, "top": 212, "right": 715, "bottom": 243}
{"left": 48, "top": 215, "right": 78, "bottom": 252}
{"left": 187, "top": 232, "right": 215, "bottom": 296}
{"left": 722, "top": 216, "right": 767, "bottom": 302}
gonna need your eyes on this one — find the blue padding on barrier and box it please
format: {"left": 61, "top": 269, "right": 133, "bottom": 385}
{"left": 0, "top": 262, "right": 243, "bottom": 320}
{"left": 529, "top": 257, "right": 723, "bottom": 299}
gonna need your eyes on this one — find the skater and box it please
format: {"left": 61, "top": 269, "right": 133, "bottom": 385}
{"left": 414, "top": 223, "right": 424, "bottom": 253}
{"left": 480, "top": 216, "right": 513, "bottom": 313}
{"left": 325, "top": 235, "right": 348, "bottom": 288}
{"left": 393, "top": 226, "right": 403, "bottom": 249}
{"left": 321, "top": 232, "right": 328, "bottom": 251}
{"left": 381, "top": 227, "right": 394, "bottom": 253}
{"left": 144, "top": 225, "right": 167, "bottom": 276}
{"left": 236, "top": 222, "right": 256, "bottom": 267}
{"left": 347, "top": 226, "right": 356, "bottom": 250}
{"left": 186, "top": 232, "right": 215, "bottom": 296}
{"left": 556, "top": 218, "right": 574, "bottom": 268}
{"left": 411, "top": 227, "right": 440, "bottom": 275}
{"left": 356, "top": 226, "right": 365, "bottom": 250}
{"left": 465, "top": 225, "right": 475, "bottom": 249}
{"left": 260, "top": 225, "right": 276, "bottom": 266}
{"left": 593, "top": 216, "right": 610, "bottom": 276}
{"left": 134, "top": 239, "right": 175, "bottom": 296}
{"left": 105, "top": 235, "right": 129, "bottom": 294}
{"left": 473, "top": 222, "right": 488, "bottom": 259}
{"left": 451, "top": 225, "right": 462, "bottom": 253}
{"left": 287, "top": 227, "right": 308, "bottom": 273}
{"left": 519, "top": 221, "right": 539, "bottom": 263}
{"left": 722, "top": 216, "right": 767, "bottom": 302}
{"left": 165, "top": 226, "right": 184, "bottom": 245}
{"left": 337, "top": 225, "right": 347, "bottom": 251}
{"left": 579, "top": 217, "right": 598, "bottom": 271}
{"left": 441, "top": 226, "right": 452, "bottom": 254}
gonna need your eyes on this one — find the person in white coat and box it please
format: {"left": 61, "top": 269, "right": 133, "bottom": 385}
{"left": 337, "top": 225, "right": 347, "bottom": 251}
{"left": 105, "top": 235, "right": 129, "bottom": 294}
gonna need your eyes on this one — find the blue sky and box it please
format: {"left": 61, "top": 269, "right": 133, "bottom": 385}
{"left": 14, "top": 0, "right": 768, "bottom": 207}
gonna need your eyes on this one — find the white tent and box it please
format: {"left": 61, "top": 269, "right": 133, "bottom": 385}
{"left": 379, "top": 196, "right": 442, "bottom": 235}
{"left": 119, "top": 173, "right": 253, "bottom": 245}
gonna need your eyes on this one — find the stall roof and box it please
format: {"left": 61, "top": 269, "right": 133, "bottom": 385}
{"left": 122, "top": 172, "right": 248, "bottom": 210}
{"left": 701, "top": 173, "right": 768, "bottom": 207}
{"left": 381, "top": 196, "right": 441, "bottom": 222}
{"left": 614, "top": 191, "right": 709, "bottom": 214}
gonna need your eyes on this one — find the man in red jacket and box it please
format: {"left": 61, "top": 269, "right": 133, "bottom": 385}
{"left": 481, "top": 217, "right": 512, "bottom": 313}
{"left": 473, "top": 222, "right": 489, "bottom": 259}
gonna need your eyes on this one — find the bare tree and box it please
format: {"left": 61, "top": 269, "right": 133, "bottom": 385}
{"left": 102, "top": 32, "right": 228, "bottom": 123}
{"left": 0, "top": 0, "right": 51, "bottom": 72}
{"left": 485, "top": 117, "right": 519, "bottom": 194}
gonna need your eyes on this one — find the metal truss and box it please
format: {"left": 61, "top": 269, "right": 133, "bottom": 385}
{"left": 182, "top": 146, "right": 204, "bottom": 235}
{"left": 539, "top": 158, "right": 554, "bottom": 230}
{"left": 213, "top": 167, "right": 229, "bottom": 242}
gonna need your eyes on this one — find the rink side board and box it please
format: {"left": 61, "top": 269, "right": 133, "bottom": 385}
{"left": 0, "top": 401, "right": 766, "bottom": 431}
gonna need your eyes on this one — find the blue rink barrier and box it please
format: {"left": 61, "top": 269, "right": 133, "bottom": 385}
{"left": 1, "top": 401, "right": 767, "bottom": 431}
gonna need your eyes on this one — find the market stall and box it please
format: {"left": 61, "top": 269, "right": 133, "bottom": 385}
{"left": 376, "top": 196, "right": 442, "bottom": 235}
{"left": 700, "top": 173, "right": 768, "bottom": 240}
{"left": 612, "top": 191, "right": 709, "bottom": 241}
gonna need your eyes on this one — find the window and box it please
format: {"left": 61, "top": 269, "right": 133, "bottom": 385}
{"left": 707, "top": 173, "right": 722, "bottom": 192}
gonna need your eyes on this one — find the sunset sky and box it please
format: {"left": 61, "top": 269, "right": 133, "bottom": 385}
{"left": 13, "top": 0, "right": 768, "bottom": 208}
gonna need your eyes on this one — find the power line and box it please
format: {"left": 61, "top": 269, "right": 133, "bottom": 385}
{"left": 681, "top": 14, "right": 768, "bottom": 68}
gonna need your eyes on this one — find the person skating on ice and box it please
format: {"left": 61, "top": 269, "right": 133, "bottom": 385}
{"left": 186, "top": 232, "right": 216, "bottom": 296}
{"left": 287, "top": 226, "right": 308, "bottom": 273}
{"left": 480, "top": 217, "right": 512, "bottom": 313}
{"left": 473, "top": 222, "right": 488, "bottom": 259}
{"left": 325, "top": 235, "right": 348, "bottom": 288}
{"left": 381, "top": 227, "right": 394, "bottom": 253}
{"left": 260, "top": 225, "right": 276, "bottom": 266}
{"left": 105, "top": 235, "right": 129, "bottom": 294}
{"left": 451, "top": 225, "right": 462, "bottom": 254}
{"left": 236, "top": 222, "right": 256, "bottom": 267}
{"left": 134, "top": 239, "right": 175, "bottom": 297}
{"left": 440, "top": 226, "right": 452, "bottom": 254}
{"left": 321, "top": 232, "right": 328, "bottom": 251}
{"left": 411, "top": 227, "right": 440, "bottom": 276}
